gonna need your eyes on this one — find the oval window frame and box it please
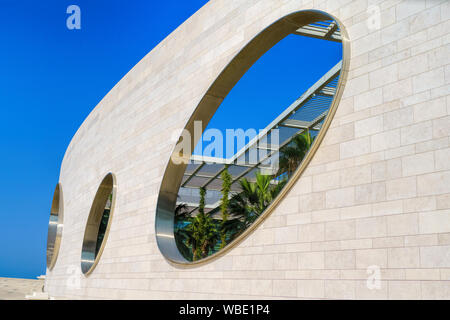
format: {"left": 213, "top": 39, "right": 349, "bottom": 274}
{"left": 156, "top": 9, "right": 350, "bottom": 266}
{"left": 46, "top": 183, "right": 64, "bottom": 271}
{"left": 80, "top": 173, "right": 117, "bottom": 276}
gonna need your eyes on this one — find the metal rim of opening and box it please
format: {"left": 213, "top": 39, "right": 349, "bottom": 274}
{"left": 155, "top": 9, "right": 350, "bottom": 267}
{"left": 80, "top": 173, "right": 117, "bottom": 276}
{"left": 46, "top": 183, "right": 64, "bottom": 271}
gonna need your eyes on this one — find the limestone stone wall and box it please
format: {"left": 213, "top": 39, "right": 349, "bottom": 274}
{"left": 45, "top": 0, "right": 450, "bottom": 299}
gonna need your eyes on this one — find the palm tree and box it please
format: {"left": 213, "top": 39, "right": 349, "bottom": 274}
{"left": 277, "top": 129, "right": 313, "bottom": 177}
{"left": 254, "top": 173, "right": 275, "bottom": 212}
{"left": 239, "top": 173, "right": 277, "bottom": 215}
{"left": 185, "top": 213, "right": 217, "bottom": 260}
{"left": 219, "top": 168, "right": 232, "bottom": 248}
{"left": 184, "top": 187, "right": 218, "bottom": 260}
{"left": 228, "top": 191, "right": 256, "bottom": 230}
{"left": 228, "top": 172, "right": 287, "bottom": 234}
{"left": 175, "top": 124, "right": 310, "bottom": 258}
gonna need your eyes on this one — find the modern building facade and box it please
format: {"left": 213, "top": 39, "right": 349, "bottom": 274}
{"left": 45, "top": 0, "right": 450, "bottom": 299}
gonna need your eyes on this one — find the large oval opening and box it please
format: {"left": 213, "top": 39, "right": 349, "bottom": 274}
{"left": 156, "top": 10, "right": 348, "bottom": 265}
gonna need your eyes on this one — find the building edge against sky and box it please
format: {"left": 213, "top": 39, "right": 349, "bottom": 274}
{"left": 45, "top": 0, "right": 450, "bottom": 299}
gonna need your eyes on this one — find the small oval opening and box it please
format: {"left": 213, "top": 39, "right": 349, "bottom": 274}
{"left": 81, "top": 173, "right": 117, "bottom": 275}
{"left": 46, "top": 183, "right": 63, "bottom": 270}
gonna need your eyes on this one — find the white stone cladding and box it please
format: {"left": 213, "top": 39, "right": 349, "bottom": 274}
{"left": 45, "top": 0, "right": 450, "bottom": 299}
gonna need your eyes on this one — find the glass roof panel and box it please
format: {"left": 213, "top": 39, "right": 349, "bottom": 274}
{"left": 189, "top": 207, "right": 215, "bottom": 216}
{"left": 181, "top": 175, "right": 190, "bottom": 185}
{"left": 227, "top": 164, "right": 249, "bottom": 179}
{"left": 178, "top": 187, "right": 199, "bottom": 204}
{"left": 184, "top": 176, "right": 210, "bottom": 188}
{"left": 259, "top": 154, "right": 279, "bottom": 176}
{"left": 242, "top": 167, "right": 259, "bottom": 182}
{"left": 206, "top": 178, "right": 224, "bottom": 191}
{"left": 185, "top": 163, "right": 201, "bottom": 175}
{"left": 278, "top": 126, "right": 302, "bottom": 146}
{"left": 288, "top": 98, "right": 331, "bottom": 122}
{"left": 196, "top": 163, "right": 225, "bottom": 177}
{"left": 230, "top": 181, "right": 243, "bottom": 192}
{"left": 235, "top": 145, "right": 264, "bottom": 167}
{"left": 263, "top": 130, "right": 281, "bottom": 150}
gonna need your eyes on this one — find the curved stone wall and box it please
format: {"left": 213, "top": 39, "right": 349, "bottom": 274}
{"left": 45, "top": 0, "right": 450, "bottom": 299}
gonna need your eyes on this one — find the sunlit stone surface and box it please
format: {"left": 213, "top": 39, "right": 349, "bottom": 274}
{"left": 45, "top": 0, "right": 450, "bottom": 299}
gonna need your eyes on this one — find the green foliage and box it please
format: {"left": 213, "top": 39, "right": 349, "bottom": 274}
{"left": 181, "top": 187, "right": 219, "bottom": 261}
{"left": 95, "top": 192, "right": 113, "bottom": 256}
{"left": 199, "top": 187, "right": 206, "bottom": 215}
{"left": 95, "top": 210, "right": 110, "bottom": 256}
{"left": 173, "top": 129, "right": 313, "bottom": 260}
{"left": 173, "top": 173, "right": 288, "bottom": 261}
{"left": 277, "top": 129, "right": 313, "bottom": 177}
{"left": 185, "top": 214, "right": 218, "bottom": 261}
{"left": 219, "top": 168, "right": 232, "bottom": 248}
{"left": 230, "top": 173, "right": 287, "bottom": 225}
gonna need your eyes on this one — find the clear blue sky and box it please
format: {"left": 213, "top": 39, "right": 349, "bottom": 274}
{"left": 0, "top": 1, "right": 341, "bottom": 279}
{"left": 195, "top": 34, "right": 342, "bottom": 157}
